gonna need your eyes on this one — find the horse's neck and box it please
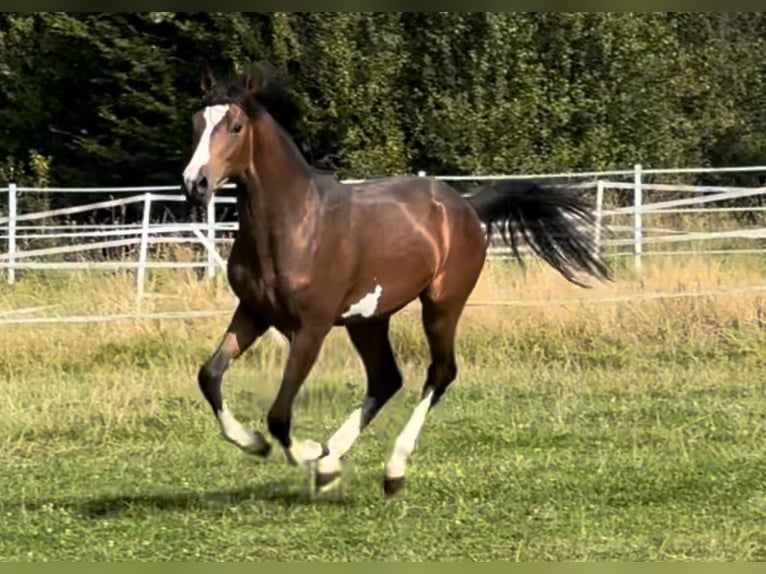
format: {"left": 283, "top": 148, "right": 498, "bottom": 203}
{"left": 236, "top": 115, "right": 319, "bottom": 250}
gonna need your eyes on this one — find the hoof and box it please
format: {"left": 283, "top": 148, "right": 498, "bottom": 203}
{"left": 241, "top": 434, "right": 272, "bottom": 458}
{"left": 315, "top": 470, "right": 342, "bottom": 494}
{"left": 383, "top": 475, "right": 405, "bottom": 497}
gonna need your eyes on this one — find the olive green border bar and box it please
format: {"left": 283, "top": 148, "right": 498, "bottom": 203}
{"left": 3, "top": 562, "right": 766, "bottom": 570}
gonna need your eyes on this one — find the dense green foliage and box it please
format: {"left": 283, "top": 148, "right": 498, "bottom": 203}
{"left": 2, "top": 12, "right": 766, "bottom": 189}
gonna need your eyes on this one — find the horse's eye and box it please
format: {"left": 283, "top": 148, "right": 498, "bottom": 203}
{"left": 231, "top": 123, "right": 243, "bottom": 134}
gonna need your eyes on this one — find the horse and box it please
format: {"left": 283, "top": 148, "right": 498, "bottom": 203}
{"left": 180, "top": 65, "right": 612, "bottom": 496}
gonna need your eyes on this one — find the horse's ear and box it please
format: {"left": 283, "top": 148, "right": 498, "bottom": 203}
{"left": 200, "top": 66, "right": 217, "bottom": 93}
{"left": 244, "top": 70, "right": 263, "bottom": 96}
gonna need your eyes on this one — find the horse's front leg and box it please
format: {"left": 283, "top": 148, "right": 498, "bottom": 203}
{"left": 266, "top": 322, "right": 332, "bottom": 467}
{"left": 198, "top": 303, "right": 272, "bottom": 457}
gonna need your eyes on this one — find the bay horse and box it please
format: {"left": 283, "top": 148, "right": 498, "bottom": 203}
{"left": 180, "top": 66, "right": 611, "bottom": 496}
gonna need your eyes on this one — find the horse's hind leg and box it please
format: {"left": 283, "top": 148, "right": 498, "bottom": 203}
{"left": 198, "top": 302, "right": 272, "bottom": 457}
{"left": 382, "top": 294, "right": 465, "bottom": 496}
{"left": 316, "top": 317, "right": 403, "bottom": 492}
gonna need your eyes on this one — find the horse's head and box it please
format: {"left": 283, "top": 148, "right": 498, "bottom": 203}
{"left": 181, "top": 67, "right": 263, "bottom": 207}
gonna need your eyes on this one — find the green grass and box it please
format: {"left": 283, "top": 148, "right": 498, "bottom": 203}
{"left": 1, "top": 318, "right": 766, "bottom": 561}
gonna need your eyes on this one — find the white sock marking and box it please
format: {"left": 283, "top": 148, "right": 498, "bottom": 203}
{"left": 342, "top": 284, "right": 383, "bottom": 318}
{"left": 384, "top": 391, "right": 434, "bottom": 479}
{"left": 183, "top": 104, "right": 229, "bottom": 185}
{"left": 217, "top": 407, "right": 262, "bottom": 452}
{"left": 285, "top": 439, "right": 324, "bottom": 467}
{"left": 317, "top": 397, "right": 376, "bottom": 474}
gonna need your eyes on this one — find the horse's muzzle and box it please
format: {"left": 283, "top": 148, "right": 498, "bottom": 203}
{"left": 182, "top": 175, "right": 212, "bottom": 207}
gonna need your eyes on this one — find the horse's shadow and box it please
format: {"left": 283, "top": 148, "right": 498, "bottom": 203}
{"left": 15, "top": 479, "right": 356, "bottom": 521}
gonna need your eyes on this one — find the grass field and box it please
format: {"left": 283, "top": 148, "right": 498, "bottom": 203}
{"left": 1, "top": 254, "right": 766, "bottom": 561}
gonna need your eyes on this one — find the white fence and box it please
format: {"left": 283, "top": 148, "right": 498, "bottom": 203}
{"left": 3, "top": 164, "right": 766, "bottom": 321}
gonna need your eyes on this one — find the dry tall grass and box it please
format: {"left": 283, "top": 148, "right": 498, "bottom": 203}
{"left": 2, "top": 251, "right": 765, "bottom": 380}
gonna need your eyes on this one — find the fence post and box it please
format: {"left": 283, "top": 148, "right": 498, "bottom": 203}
{"left": 136, "top": 192, "right": 152, "bottom": 311}
{"left": 206, "top": 196, "right": 216, "bottom": 278}
{"left": 594, "top": 179, "right": 604, "bottom": 256}
{"left": 7, "top": 183, "right": 17, "bottom": 284}
{"left": 633, "top": 163, "right": 643, "bottom": 273}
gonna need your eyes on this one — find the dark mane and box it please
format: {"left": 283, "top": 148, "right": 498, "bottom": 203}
{"left": 200, "top": 64, "right": 302, "bottom": 137}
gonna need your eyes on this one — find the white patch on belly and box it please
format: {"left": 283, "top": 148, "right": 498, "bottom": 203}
{"left": 342, "top": 284, "right": 383, "bottom": 318}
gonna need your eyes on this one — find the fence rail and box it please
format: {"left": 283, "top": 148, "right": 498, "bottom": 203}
{"left": 4, "top": 164, "right": 766, "bottom": 324}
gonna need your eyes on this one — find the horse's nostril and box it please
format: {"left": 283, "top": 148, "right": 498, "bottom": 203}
{"left": 197, "top": 176, "right": 208, "bottom": 190}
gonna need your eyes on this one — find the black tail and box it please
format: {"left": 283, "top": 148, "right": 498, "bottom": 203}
{"left": 465, "top": 180, "right": 612, "bottom": 287}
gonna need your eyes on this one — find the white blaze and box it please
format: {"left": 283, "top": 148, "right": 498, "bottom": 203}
{"left": 342, "top": 284, "right": 383, "bottom": 318}
{"left": 183, "top": 104, "right": 229, "bottom": 184}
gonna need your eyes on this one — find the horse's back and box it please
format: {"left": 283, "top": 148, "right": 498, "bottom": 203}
{"left": 316, "top": 174, "right": 482, "bottom": 243}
